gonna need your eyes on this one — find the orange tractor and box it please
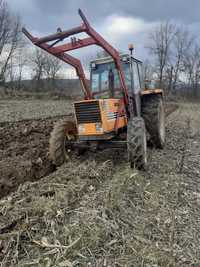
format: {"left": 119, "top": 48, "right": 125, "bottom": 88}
{"left": 23, "top": 9, "right": 165, "bottom": 169}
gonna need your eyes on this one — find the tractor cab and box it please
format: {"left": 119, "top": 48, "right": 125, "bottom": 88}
{"left": 90, "top": 54, "right": 143, "bottom": 99}
{"left": 70, "top": 55, "right": 144, "bottom": 141}
{"left": 73, "top": 55, "right": 144, "bottom": 141}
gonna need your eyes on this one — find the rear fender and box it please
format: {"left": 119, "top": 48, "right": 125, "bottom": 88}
{"left": 141, "top": 89, "right": 163, "bottom": 97}
{"left": 141, "top": 89, "right": 163, "bottom": 103}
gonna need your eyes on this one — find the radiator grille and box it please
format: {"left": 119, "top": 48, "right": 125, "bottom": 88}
{"left": 74, "top": 101, "right": 101, "bottom": 123}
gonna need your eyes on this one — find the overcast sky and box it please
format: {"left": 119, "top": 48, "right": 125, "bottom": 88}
{"left": 5, "top": 0, "right": 200, "bottom": 77}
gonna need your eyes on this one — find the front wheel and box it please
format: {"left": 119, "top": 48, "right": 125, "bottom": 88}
{"left": 127, "top": 117, "right": 147, "bottom": 170}
{"left": 49, "top": 119, "right": 77, "bottom": 166}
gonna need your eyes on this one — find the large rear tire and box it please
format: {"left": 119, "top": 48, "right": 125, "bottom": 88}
{"left": 49, "top": 119, "right": 77, "bottom": 166}
{"left": 127, "top": 117, "right": 147, "bottom": 170}
{"left": 142, "top": 95, "right": 165, "bottom": 148}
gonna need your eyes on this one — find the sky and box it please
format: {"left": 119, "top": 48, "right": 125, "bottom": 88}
{"left": 5, "top": 0, "right": 200, "bottom": 78}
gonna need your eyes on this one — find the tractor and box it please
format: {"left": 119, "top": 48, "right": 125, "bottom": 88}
{"left": 22, "top": 9, "right": 165, "bottom": 169}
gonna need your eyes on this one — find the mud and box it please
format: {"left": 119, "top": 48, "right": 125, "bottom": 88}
{"left": 0, "top": 102, "right": 178, "bottom": 198}
{"left": 0, "top": 115, "right": 124, "bottom": 198}
{"left": 0, "top": 100, "right": 72, "bottom": 122}
{"left": 0, "top": 117, "right": 62, "bottom": 198}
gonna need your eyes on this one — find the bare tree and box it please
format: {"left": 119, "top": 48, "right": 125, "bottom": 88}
{"left": 15, "top": 41, "right": 28, "bottom": 90}
{"left": 96, "top": 50, "right": 110, "bottom": 58}
{"left": 81, "top": 49, "right": 110, "bottom": 72}
{"left": 30, "top": 49, "right": 63, "bottom": 91}
{"left": 170, "top": 27, "right": 194, "bottom": 91}
{"left": 0, "top": 0, "right": 22, "bottom": 85}
{"left": 43, "top": 54, "right": 62, "bottom": 89}
{"left": 183, "top": 45, "right": 200, "bottom": 97}
{"left": 31, "top": 48, "right": 47, "bottom": 90}
{"left": 143, "top": 59, "right": 154, "bottom": 81}
{"left": 148, "top": 22, "right": 175, "bottom": 87}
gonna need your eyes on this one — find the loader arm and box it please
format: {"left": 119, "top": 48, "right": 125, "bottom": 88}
{"left": 22, "top": 27, "right": 92, "bottom": 99}
{"left": 22, "top": 9, "right": 129, "bottom": 103}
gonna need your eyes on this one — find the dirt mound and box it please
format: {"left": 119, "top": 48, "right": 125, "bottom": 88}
{"left": 0, "top": 117, "right": 63, "bottom": 198}
{"left": 0, "top": 114, "right": 125, "bottom": 199}
{"left": 0, "top": 103, "right": 200, "bottom": 267}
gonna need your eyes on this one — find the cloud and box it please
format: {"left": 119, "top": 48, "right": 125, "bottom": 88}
{"left": 4, "top": 0, "right": 200, "bottom": 79}
{"left": 102, "top": 15, "right": 157, "bottom": 41}
{"left": 106, "top": 16, "right": 152, "bottom": 36}
{"left": 95, "top": 14, "right": 158, "bottom": 59}
{"left": 6, "top": 0, "right": 200, "bottom": 34}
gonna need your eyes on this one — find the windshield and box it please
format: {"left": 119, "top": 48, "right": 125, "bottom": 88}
{"left": 91, "top": 61, "right": 130, "bottom": 99}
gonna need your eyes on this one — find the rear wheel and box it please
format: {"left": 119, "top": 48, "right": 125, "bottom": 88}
{"left": 49, "top": 119, "right": 77, "bottom": 166}
{"left": 127, "top": 117, "right": 147, "bottom": 170}
{"left": 142, "top": 95, "right": 165, "bottom": 148}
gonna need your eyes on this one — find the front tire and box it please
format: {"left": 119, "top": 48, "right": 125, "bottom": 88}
{"left": 49, "top": 119, "right": 77, "bottom": 166}
{"left": 127, "top": 117, "right": 147, "bottom": 170}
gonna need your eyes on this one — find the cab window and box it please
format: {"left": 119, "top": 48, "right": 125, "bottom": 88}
{"left": 91, "top": 62, "right": 122, "bottom": 99}
{"left": 133, "top": 61, "right": 141, "bottom": 93}
{"left": 90, "top": 59, "right": 142, "bottom": 98}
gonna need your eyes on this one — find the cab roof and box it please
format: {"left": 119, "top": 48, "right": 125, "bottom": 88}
{"left": 90, "top": 53, "right": 142, "bottom": 65}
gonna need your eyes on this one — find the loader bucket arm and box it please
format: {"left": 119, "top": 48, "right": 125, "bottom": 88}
{"left": 22, "top": 27, "right": 92, "bottom": 99}
{"left": 22, "top": 9, "right": 129, "bottom": 103}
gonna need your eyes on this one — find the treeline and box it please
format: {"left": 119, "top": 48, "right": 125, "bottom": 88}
{"left": 145, "top": 22, "right": 200, "bottom": 98}
{"left": 0, "top": 0, "right": 22, "bottom": 87}
{"left": 0, "top": 0, "right": 66, "bottom": 93}
{"left": 0, "top": 0, "right": 200, "bottom": 99}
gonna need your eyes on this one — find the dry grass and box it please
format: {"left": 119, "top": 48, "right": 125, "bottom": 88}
{"left": 0, "top": 166, "right": 200, "bottom": 265}
{"left": 0, "top": 102, "right": 200, "bottom": 266}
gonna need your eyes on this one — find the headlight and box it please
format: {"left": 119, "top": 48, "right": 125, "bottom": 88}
{"left": 78, "top": 124, "right": 85, "bottom": 133}
{"left": 95, "top": 123, "right": 103, "bottom": 133}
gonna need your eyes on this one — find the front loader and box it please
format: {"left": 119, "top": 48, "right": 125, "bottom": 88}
{"left": 23, "top": 9, "right": 165, "bottom": 169}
